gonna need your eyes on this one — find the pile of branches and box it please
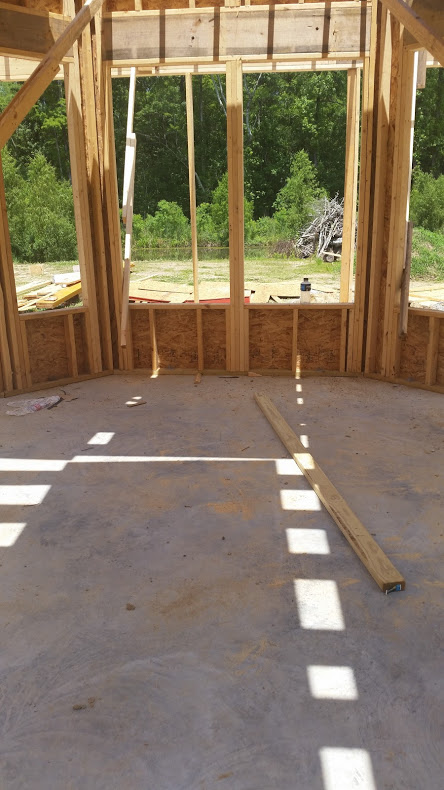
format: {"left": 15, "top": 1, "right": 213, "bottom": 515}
{"left": 295, "top": 196, "right": 344, "bottom": 260}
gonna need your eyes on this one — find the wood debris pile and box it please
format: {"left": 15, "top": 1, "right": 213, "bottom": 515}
{"left": 295, "top": 196, "right": 345, "bottom": 261}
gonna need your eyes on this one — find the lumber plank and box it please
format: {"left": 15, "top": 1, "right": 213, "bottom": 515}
{"left": 102, "top": 5, "right": 372, "bottom": 65}
{"left": 255, "top": 393, "right": 405, "bottom": 593}
{"left": 185, "top": 73, "right": 199, "bottom": 302}
{"left": 0, "top": 3, "right": 71, "bottom": 62}
{"left": 340, "top": 67, "right": 360, "bottom": 303}
{"left": 0, "top": 0, "right": 106, "bottom": 148}
{"left": 35, "top": 282, "right": 82, "bottom": 309}
{"left": 226, "top": 58, "right": 246, "bottom": 372}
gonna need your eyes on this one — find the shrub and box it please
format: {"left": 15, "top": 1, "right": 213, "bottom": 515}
{"left": 410, "top": 168, "right": 444, "bottom": 232}
{"left": 273, "top": 150, "right": 325, "bottom": 240}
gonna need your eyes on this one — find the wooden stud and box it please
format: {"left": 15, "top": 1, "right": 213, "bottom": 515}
{"left": 425, "top": 316, "right": 440, "bottom": 386}
{"left": 365, "top": 6, "right": 393, "bottom": 374}
{"left": 382, "top": 46, "right": 417, "bottom": 378}
{"left": 185, "top": 73, "right": 199, "bottom": 303}
{"left": 350, "top": 0, "right": 381, "bottom": 374}
{"left": 255, "top": 393, "right": 405, "bottom": 593}
{"left": 64, "top": 60, "right": 102, "bottom": 373}
{"left": 340, "top": 67, "right": 360, "bottom": 303}
{"left": 64, "top": 313, "right": 78, "bottom": 378}
{"left": 226, "top": 58, "right": 246, "bottom": 372}
{"left": 19, "top": 320, "right": 32, "bottom": 387}
{"left": 0, "top": 0, "right": 106, "bottom": 148}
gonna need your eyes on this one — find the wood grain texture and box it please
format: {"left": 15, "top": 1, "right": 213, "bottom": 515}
{"left": 398, "top": 311, "right": 428, "bottom": 382}
{"left": 131, "top": 307, "right": 152, "bottom": 369}
{"left": 255, "top": 393, "right": 406, "bottom": 593}
{"left": 249, "top": 308, "right": 293, "bottom": 370}
{"left": 297, "top": 309, "right": 342, "bottom": 371}
{"left": 202, "top": 308, "right": 226, "bottom": 370}
{"left": 155, "top": 309, "right": 198, "bottom": 369}
{"left": 25, "top": 315, "right": 70, "bottom": 383}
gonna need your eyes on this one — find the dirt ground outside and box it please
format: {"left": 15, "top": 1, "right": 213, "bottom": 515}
{"left": 13, "top": 256, "right": 444, "bottom": 309}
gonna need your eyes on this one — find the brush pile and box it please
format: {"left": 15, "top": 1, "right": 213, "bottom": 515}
{"left": 295, "top": 196, "right": 344, "bottom": 261}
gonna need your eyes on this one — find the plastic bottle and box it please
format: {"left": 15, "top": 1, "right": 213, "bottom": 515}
{"left": 300, "top": 276, "right": 311, "bottom": 304}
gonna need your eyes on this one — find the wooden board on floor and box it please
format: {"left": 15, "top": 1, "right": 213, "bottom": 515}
{"left": 255, "top": 393, "right": 405, "bottom": 593}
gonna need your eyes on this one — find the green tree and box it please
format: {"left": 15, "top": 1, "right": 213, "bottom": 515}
{"left": 273, "top": 150, "right": 325, "bottom": 239}
{"left": 410, "top": 168, "right": 444, "bottom": 232}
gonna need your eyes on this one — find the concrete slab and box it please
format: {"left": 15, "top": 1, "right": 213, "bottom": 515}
{"left": 0, "top": 375, "right": 442, "bottom": 790}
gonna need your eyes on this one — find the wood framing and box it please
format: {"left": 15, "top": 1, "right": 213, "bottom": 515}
{"left": 380, "top": 0, "right": 444, "bottom": 66}
{"left": 0, "top": 0, "right": 106, "bottom": 148}
{"left": 340, "top": 66, "right": 361, "bottom": 303}
{"left": 227, "top": 58, "right": 246, "bottom": 373}
{"left": 185, "top": 73, "right": 199, "bottom": 302}
{"left": 102, "top": 4, "right": 372, "bottom": 66}
{"left": 0, "top": 1, "right": 443, "bottom": 398}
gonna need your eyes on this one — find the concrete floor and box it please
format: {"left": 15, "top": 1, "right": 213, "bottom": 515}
{"left": 0, "top": 374, "right": 442, "bottom": 790}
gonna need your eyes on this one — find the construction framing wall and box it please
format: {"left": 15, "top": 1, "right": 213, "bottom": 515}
{"left": 0, "top": 0, "right": 443, "bottom": 396}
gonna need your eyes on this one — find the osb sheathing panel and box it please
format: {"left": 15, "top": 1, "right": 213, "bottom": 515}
{"left": 436, "top": 319, "right": 444, "bottom": 386}
{"left": 398, "top": 312, "right": 428, "bottom": 383}
{"left": 156, "top": 309, "right": 198, "bottom": 369}
{"left": 73, "top": 313, "right": 90, "bottom": 376}
{"left": 249, "top": 309, "right": 293, "bottom": 370}
{"left": 297, "top": 309, "right": 341, "bottom": 371}
{"left": 202, "top": 309, "right": 226, "bottom": 370}
{"left": 131, "top": 309, "right": 152, "bottom": 369}
{"left": 26, "top": 315, "right": 70, "bottom": 384}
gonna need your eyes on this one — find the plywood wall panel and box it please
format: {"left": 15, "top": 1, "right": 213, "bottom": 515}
{"left": 297, "top": 309, "right": 342, "bottom": 371}
{"left": 131, "top": 309, "right": 152, "bottom": 369}
{"left": 398, "top": 312, "right": 428, "bottom": 383}
{"left": 436, "top": 318, "right": 444, "bottom": 386}
{"left": 156, "top": 309, "right": 198, "bottom": 369}
{"left": 202, "top": 309, "right": 226, "bottom": 370}
{"left": 26, "top": 315, "right": 70, "bottom": 384}
{"left": 249, "top": 308, "right": 293, "bottom": 370}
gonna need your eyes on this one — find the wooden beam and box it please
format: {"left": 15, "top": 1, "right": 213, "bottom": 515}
{"left": 340, "top": 67, "right": 361, "bottom": 303}
{"left": 103, "top": 5, "right": 372, "bottom": 66}
{"left": 349, "top": 0, "right": 379, "bottom": 373}
{"left": 64, "top": 59, "right": 102, "bottom": 374}
{"left": 0, "top": 0, "right": 106, "bottom": 149}
{"left": 416, "top": 48, "right": 427, "bottom": 88}
{"left": 380, "top": 0, "right": 444, "bottom": 66}
{"left": 226, "top": 58, "right": 246, "bottom": 373}
{"left": 255, "top": 393, "right": 405, "bottom": 593}
{"left": 0, "top": 3, "right": 71, "bottom": 62}
{"left": 185, "top": 74, "right": 199, "bottom": 303}
{"left": 382, "top": 46, "right": 417, "bottom": 377}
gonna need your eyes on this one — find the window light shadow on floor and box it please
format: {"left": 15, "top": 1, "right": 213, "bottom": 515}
{"left": 0, "top": 404, "right": 381, "bottom": 790}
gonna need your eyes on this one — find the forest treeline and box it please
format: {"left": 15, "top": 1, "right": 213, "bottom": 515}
{"left": 1, "top": 70, "right": 444, "bottom": 262}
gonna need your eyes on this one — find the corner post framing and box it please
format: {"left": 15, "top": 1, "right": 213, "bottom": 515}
{"left": 226, "top": 58, "right": 247, "bottom": 373}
